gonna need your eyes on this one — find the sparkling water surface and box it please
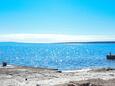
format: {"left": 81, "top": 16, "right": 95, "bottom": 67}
{"left": 0, "top": 42, "right": 115, "bottom": 70}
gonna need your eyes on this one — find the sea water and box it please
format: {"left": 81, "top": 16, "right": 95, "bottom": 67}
{"left": 0, "top": 42, "right": 115, "bottom": 70}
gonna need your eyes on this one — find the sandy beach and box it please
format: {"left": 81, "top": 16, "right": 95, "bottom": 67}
{"left": 0, "top": 65, "right": 115, "bottom": 86}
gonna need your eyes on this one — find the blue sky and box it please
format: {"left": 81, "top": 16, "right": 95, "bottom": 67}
{"left": 0, "top": 0, "right": 115, "bottom": 42}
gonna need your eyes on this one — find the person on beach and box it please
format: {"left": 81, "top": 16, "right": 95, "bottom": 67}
{"left": 109, "top": 52, "right": 111, "bottom": 56}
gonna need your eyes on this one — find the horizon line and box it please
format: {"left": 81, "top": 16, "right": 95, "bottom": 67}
{"left": 0, "top": 34, "right": 115, "bottom": 43}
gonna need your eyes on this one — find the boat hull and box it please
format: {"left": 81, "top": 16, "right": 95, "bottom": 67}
{"left": 107, "top": 55, "right": 115, "bottom": 60}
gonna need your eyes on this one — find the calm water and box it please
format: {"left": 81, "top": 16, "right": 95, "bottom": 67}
{"left": 0, "top": 42, "right": 115, "bottom": 70}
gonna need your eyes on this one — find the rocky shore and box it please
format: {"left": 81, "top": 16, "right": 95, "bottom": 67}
{"left": 0, "top": 65, "right": 115, "bottom": 86}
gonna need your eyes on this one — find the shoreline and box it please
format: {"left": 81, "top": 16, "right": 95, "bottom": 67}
{"left": 0, "top": 65, "right": 115, "bottom": 86}
{"left": 1, "top": 64, "right": 115, "bottom": 72}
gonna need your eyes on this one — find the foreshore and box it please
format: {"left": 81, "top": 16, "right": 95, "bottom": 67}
{"left": 0, "top": 65, "right": 115, "bottom": 86}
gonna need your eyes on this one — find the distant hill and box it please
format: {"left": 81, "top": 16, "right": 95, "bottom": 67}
{"left": 0, "top": 41, "right": 115, "bottom": 46}
{"left": 55, "top": 41, "right": 115, "bottom": 44}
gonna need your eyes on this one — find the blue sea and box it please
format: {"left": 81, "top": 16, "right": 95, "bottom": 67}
{"left": 0, "top": 42, "right": 115, "bottom": 70}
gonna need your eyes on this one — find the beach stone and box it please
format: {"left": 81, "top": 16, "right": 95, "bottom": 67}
{"left": 68, "top": 81, "right": 101, "bottom": 86}
{"left": 78, "top": 83, "right": 103, "bottom": 86}
{"left": 109, "top": 74, "right": 114, "bottom": 76}
{"left": 2, "top": 62, "right": 7, "bottom": 67}
{"left": 106, "top": 67, "right": 113, "bottom": 71}
{"left": 25, "top": 78, "right": 27, "bottom": 81}
{"left": 78, "top": 82, "right": 90, "bottom": 86}
{"left": 57, "top": 70, "right": 62, "bottom": 73}
{"left": 36, "top": 84, "right": 40, "bottom": 86}
{"left": 68, "top": 83, "right": 77, "bottom": 86}
{"left": 68, "top": 81, "right": 78, "bottom": 86}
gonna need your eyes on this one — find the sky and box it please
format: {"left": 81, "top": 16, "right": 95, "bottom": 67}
{"left": 0, "top": 0, "right": 115, "bottom": 42}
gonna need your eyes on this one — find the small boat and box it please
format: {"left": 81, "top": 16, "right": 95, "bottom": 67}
{"left": 106, "top": 52, "right": 115, "bottom": 60}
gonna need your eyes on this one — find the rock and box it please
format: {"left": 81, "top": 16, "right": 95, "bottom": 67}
{"left": 68, "top": 81, "right": 78, "bottom": 86}
{"left": 79, "top": 82, "right": 90, "bottom": 86}
{"left": 25, "top": 78, "right": 27, "bottom": 81}
{"left": 106, "top": 67, "right": 113, "bottom": 71}
{"left": 68, "top": 81, "right": 103, "bottom": 86}
{"left": 2, "top": 62, "right": 7, "bottom": 67}
{"left": 68, "top": 83, "right": 76, "bottom": 86}
{"left": 57, "top": 70, "right": 62, "bottom": 73}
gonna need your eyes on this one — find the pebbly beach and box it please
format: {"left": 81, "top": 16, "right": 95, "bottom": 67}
{"left": 0, "top": 65, "right": 115, "bottom": 86}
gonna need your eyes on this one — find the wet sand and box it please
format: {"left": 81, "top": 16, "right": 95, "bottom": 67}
{"left": 0, "top": 65, "right": 115, "bottom": 86}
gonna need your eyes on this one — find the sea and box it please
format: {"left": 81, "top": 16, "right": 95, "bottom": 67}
{"left": 0, "top": 42, "right": 115, "bottom": 71}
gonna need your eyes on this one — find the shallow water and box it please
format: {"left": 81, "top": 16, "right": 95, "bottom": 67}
{"left": 0, "top": 42, "right": 115, "bottom": 70}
